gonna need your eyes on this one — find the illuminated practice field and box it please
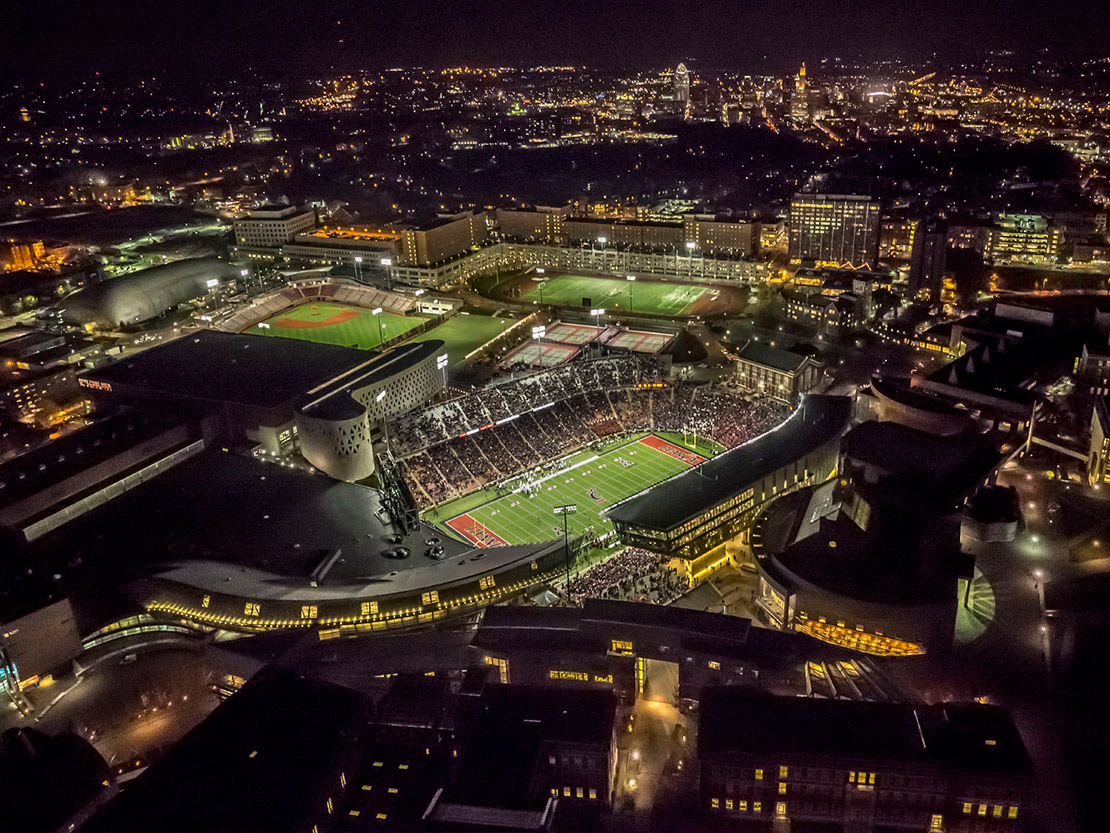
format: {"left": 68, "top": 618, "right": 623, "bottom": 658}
{"left": 509, "top": 273, "right": 734, "bottom": 317}
{"left": 409, "top": 312, "right": 519, "bottom": 367}
{"left": 424, "top": 432, "right": 724, "bottom": 546}
{"left": 247, "top": 302, "right": 427, "bottom": 349}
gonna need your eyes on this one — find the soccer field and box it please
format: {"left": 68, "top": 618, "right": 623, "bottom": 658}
{"left": 515, "top": 274, "right": 723, "bottom": 317}
{"left": 247, "top": 302, "right": 427, "bottom": 350}
{"left": 425, "top": 432, "right": 723, "bottom": 546}
{"left": 409, "top": 313, "right": 518, "bottom": 368}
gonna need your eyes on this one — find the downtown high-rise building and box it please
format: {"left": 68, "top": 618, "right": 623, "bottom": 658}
{"left": 791, "top": 63, "right": 809, "bottom": 125}
{"left": 908, "top": 218, "right": 949, "bottom": 301}
{"left": 674, "top": 62, "right": 690, "bottom": 117}
{"left": 789, "top": 193, "right": 881, "bottom": 270}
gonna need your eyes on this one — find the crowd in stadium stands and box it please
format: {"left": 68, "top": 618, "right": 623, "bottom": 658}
{"left": 398, "top": 360, "right": 786, "bottom": 508}
{"left": 214, "top": 279, "right": 414, "bottom": 332}
{"left": 567, "top": 548, "right": 688, "bottom": 605}
{"left": 390, "top": 355, "right": 660, "bottom": 456}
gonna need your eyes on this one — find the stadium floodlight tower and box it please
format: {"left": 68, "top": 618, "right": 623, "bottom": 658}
{"left": 381, "top": 257, "right": 393, "bottom": 290}
{"left": 372, "top": 306, "right": 385, "bottom": 348}
{"left": 437, "top": 352, "right": 449, "bottom": 391}
{"left": 626, "top": 275, "right": 636, "bottom": 314}
{"left": 354, "top": 255, "right": 363, "bottom": 283}
{"left": 591, "top": 308, "right": 605, "bottom": 347}
{"left": 553, "top": 504, "right": 578, "bottom": 605}
{"left": 685, "top": 240, "right": 696, "bottom": 276}
{"left": 532, "top": 324, "right": 546, "bottom": 364}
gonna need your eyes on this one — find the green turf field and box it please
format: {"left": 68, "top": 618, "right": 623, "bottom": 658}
{"left": 425, "top": 431, "right": 724, "bottom": 546}
{"left": 516, "top": 274, "right": 719, "bottom": 316}
{"left": 247, "top": 302, "right": 427, "bottom": 350}
{"left": 409, "top": 313, "right": 518, "bottom": 368}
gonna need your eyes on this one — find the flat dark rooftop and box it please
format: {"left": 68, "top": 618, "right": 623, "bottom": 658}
{"left": 446, "top": 685, "right": 616, "bottom": 808}
{"left": 0, "top": 409, "right": 191, "bottom": 509}
{"left": 736, "top": 340, "right": 810, "bottom": 373}
{"left": 699, "top": 687, "right": 1032, "bottom": 776}
{"left": 607, "top": 396, "right": 851, "bottom": 532}
{"left": 90, "top": 330, "right": 373, "bottom": 410}
{"left": 85, "top": 666, "right": 370, "bottom": 833}
{"left": 28, "top": 450, "right": 470, "bottom": 589}
{"left": 842, "top": 421, "right": 1010, "bottom": 505}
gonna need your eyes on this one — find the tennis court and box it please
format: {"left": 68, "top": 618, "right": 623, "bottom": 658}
{"left": 500, "top": 340, "right": 580, "bottom": 368}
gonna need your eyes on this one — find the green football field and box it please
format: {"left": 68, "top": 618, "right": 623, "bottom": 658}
{"left": 425, "top": 432, "right": 724, "bottom": 546}
{"left": 247, "top": 302, "right": 427, "bottom": 349}
{"left": 409, "top": 313, "right": 519, "bottom": 368}
{"left": 516, "top": 274, "right": 721, "bottom": 317}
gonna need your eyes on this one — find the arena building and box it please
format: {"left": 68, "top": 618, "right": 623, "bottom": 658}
{"left": 82, "top": 330, "right": 445, "bottom": 481}
{"left": 607, "top": 396, "right": 852, "bottom": 575}
{"left": 751, "top": 420, "right": 1013, "bottom": 657}
{"left": 51, "top": 257, "right": 237, "bottom": 329}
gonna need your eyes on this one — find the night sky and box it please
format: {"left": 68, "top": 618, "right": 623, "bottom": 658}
{"left": 3, "top": 0, "right": 1108, "bottom": 75}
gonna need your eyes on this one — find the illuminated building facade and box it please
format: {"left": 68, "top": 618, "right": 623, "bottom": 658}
{"left": 1088, "top": 396, "right": 1110, "bottom": 486}
{"left": 734, "top": 341, "right": 823, "bottom": 403}
{"left": 909, "top": 218, "right": 949, "bottom": 302}
{"left": 789, "top": 194, "right": 881, "bottom": 270}
{"left": 233, "top": 204, "right": 316, "bottom": 249}
{"left": 989, "top": 214, "right": 1061, "bottom": 265}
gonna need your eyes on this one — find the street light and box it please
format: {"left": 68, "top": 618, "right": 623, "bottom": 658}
{"left": 372, "top": 306, "right": 384, "bottom": 348}
{"left": 626, "top": 275, "right": 636, "bottom": 314}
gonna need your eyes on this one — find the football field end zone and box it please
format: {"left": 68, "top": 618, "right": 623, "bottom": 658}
{"left": 638, "top": 434, "right": 708, "bottom": 465}
{"left": 446, "top": 513, "right": 511, "bottom": 548}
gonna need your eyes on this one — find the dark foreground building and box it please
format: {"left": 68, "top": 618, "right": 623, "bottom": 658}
{"left": 699, "top": 687, "right": 1033, "bottom": 832}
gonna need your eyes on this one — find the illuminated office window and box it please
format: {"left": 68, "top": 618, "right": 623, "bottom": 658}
{"left": 779, "top": 765, "right": 788, "bottom": 779}
{"left": 993, "top": 805, "right": 1003, "bottom": 818}
{"left": 563, "top": 787, "right": 571, "bottom": 797}
{"left": 754, "top": 768, "right": 763, "bottom": 780}
{"left": 776, "top": 802, "right": 787, "bottom": 819}
{"left": 326, "top": 797, "right": 333, "bottom": 814}
{"left": 979, "top": 804, "right": 987, "bottom": 816}
{"left": 753, "top": 801, "right": 762, "bottom": 814}
{"left": 589, "top": 789, "right": 597, "bottom": 800}
{"left": 779, "top": 782, "right": 787, "bottom": 795}
{"left": 963, "top": 802, "right": 972, "bottom": 814}
{"left": 725, "top": 799, "right": 734, "bottom": 810}
{"left": 739, "top": 800, "right": 747, "bottom": 811}
{"left": 711, "top": 798, "right": 719, "bottom": 809}
{"left": 1009, "top": 806, "right": 1019, "bottom": 819}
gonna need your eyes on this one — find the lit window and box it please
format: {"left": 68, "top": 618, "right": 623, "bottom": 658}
{"left": 1009, "top": 806, "right": 1018, "bottom": 819}
{"left": 868, "top": 773, "right": 875, "bottom": 785}
{"left": 326, "top": 797, "right": 333, "bottom": 814}
{"left": 739, "top": 800, "right": 748, "bottom": 811}
{"left": 755, "top": 768, "right": 763, "bottom": 780}
{"left": 849, "top": 771, "right": 856, "bottom": 783}
{"left": 201, "top": 595, "right": 210, "bottom": 609}
{"left": 589, "top": 789, "right": 597, "bottom": 800}
{"left": 779, "top": 782, "right": 787, "bottom": 794}
{"left": 711, "top": 798, "right": 719, "bottom": 809}
{"left": 754, "top": 801, "right": 762, "bottom": 813}
{"left": 244, "top": 602, "right": 260, "bottom": 617}
{"left": 979, "top": 804, "right": 987, "bottom": 816}
{"left": 993, "top": 805, "right": 1003, "bottom": 818}
{"left": 564, "top": 787, "right": 571, "bottom": 797}
{"left": 387, "top": 787, "right": 398, "bottom": 795}
{"left": 963, "top": 802, "right": 972, "bottom": 814}
{"left": 779, "top": 765, "right": 788, "bottom": 779}
{"left": 576, "top": 787, "right": 584, "bottom": 798}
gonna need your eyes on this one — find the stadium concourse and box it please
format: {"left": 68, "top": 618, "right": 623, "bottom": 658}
{"left": 388, "top": 355, "right": 787, "bottom": 543}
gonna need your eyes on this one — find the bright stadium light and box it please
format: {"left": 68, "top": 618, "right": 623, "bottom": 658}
{"left": 532, "top": 325, "right": 546, "bottom": 340}
{"left": 206, "top": 278, "right": 219, "bottom": 288}
{"left": 258, "top": 322, "right": 270, "bottom": 329}
{"left": 626, "top": 275, "right": 636, "bottom": 281}
{"left": 437, "top": 354, "right": 449, "bottom": 370}
{"left": 536, "top": 267, "right": 545, "bottom": 274}
{"left": 685, "top": 241, "right": 696, "bottom": 251}
{"left": 381, "top": 257, "right": 392, "bottom": 267}
{"left": 355, "top": 256, "right": 362, "bottom": 263}
{"left": 597, "top": 236, "right": 607, "bottom": 244}
{"left": 240, "top": 269, "right": 248, "bottom": 277}
{"left": 372, "top": 307, "right": 383, "bottom": 315}
{"left": 414, "top": 288, "right": 426, "bottom": 296}
{"left": 376, "top": 389, "right": 387, "bottom": 402}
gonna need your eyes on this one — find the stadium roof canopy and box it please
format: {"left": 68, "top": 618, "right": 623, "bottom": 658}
{"left": 606, "top": 395, "right": 852, "bottom": 532}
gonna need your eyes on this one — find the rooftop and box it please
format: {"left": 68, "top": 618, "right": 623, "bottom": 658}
{"left": 85, "top": 666, "right": 370, "bottom": 833}
{"left": 89, "top": 330, "right": 373, "bottom": 411}
{"left": 699, "top": 687, "right": 1032, "bottom": 776}
{"left": 736, "top": 340, "right": 812, "bottom": 373}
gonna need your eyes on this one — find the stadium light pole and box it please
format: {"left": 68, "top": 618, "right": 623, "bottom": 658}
{"left": 532, "top": 324, "right": 546, "bottom": 365}
{"left": 372, "top": 306, "right": 384, "bottom": 348}
{"left": 354, "top": 255, "right": 362, "bottom": 284}
{"left": 626, "top": 275, "right": 636, "bottom": 314}
{"left": 553, "top": 504, "right": 578, "bottom": 606}
{"left": 685, "top": 240, "right": 696, "bottom": 278}
{"left": 381, "top": 257, "right": 393, "bottom": 291}
{"left": 591, "top": 308, "right": 605, "bottom": 347}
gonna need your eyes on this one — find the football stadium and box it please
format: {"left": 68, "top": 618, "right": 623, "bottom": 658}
{"left": 424, "top": 431, "right": 725, "bottom": 547}
{"left": 491, "top": 271, "right": 747, "bottom": 317}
